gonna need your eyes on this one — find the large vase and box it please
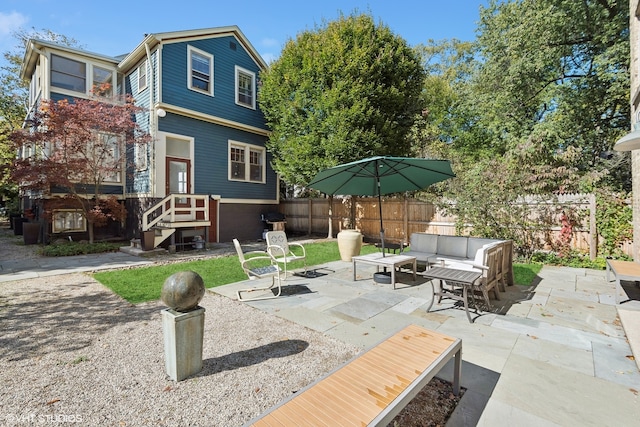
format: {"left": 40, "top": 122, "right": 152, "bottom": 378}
{"left": 337, "top": 229, "right": 363, "bottom": 261}
{"left": 23, "top": 222, "right": 40, "bottom": 245}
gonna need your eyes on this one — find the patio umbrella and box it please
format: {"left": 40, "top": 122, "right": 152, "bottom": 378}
{"left": 308, "top": 156, "right": 455, "bottom": 254}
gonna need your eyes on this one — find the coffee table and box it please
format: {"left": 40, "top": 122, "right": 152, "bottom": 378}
{"left": 352, "top": 252, "right": 417, "bottom": 289}
{"left": 421, "top": 266, "right": 482, "bottom": 323}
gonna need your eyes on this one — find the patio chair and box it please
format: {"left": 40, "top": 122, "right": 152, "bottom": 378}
{"left": 233, "top": 238, "right": 282, "bottom": 301}
{"left": 265, "top": 231, "right": 307, "bottom": 279}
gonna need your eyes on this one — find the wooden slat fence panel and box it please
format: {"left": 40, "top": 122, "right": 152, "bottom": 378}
{"left": 278, "top": 194, "right": 632, "bottom": 258}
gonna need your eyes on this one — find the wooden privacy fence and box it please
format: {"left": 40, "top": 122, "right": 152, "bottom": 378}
{"left": 278, "top": 194, "right": 633, "bottom": 259}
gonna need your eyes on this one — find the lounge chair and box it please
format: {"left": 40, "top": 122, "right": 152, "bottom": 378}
{"left": 233, "top": 238, "right": 282, "bottom": 301}
{"left": 265, "top": 231, "right": 307, "bottom": 278}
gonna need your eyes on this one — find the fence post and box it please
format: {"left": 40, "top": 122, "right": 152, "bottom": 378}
{"left": 590, "top": 193, "right": 597, "bottom": 260}
{"left": 403, "top": 195, "right": 409, "bottom": 244}
{"left": 308, "top": 199, "right": 312, "bottom": 236}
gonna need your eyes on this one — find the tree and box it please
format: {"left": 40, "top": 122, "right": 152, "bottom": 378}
{"left": 0, "top": 29, "right": 83, "bottom": 209}
{"left": 259, "top": 13, "right": 426, "bottom": 188}
{"left": 9, "top": 91, "right": 150, "bottom": 243}
{"left": 471, "top": 0, "right": 630, "bottom": 190}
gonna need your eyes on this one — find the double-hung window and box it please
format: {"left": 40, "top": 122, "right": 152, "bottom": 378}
{"left": 137, "top": 60, "right": 147, "bottom": 92}
{"left": 229, "top": 141, "right": 264, "bottom": 183}
{"left": 188, "top": 46, "right": 213, "bottom": 95}
{"left": 235, "top": 66, "right": 255, "bottom": 109}
{"left": 97, "top": 133, "right": 122, "bottom": 183}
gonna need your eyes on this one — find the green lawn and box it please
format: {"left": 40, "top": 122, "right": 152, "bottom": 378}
{"left": 512, "top": 263, "right": 543, "bottom": 286}
{"left": 93, "top": 241, "right": 379, "bottom": 303}
{"left": 93, "top": 241, "right": 542, "bottom": 304}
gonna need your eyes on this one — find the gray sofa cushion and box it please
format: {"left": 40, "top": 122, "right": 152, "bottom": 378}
{"left": 436, "top": 236, "right": 468, "bottom": 259}
{"left": 466, "top": 238, "right": 501, "bottom": 259}
{"left": 409, "top": 233, "right": 438, "bottom": 253}
{"left": 403, "top": 250, "right": 437, "bottom": 263}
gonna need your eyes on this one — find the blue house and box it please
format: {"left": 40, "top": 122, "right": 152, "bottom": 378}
{"left": 19, "top": 26, "right": 279, "bottom": 247}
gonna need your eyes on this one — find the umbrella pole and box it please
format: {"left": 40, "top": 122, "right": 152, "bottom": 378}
{"left": 378, "top": 193, "right": 385, "bottom": 257}
{"left": 375, "top": 160, "right": 385, "bottom": 257}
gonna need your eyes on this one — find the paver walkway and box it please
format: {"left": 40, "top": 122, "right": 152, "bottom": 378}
{"left": 214, "top": 262, "right": 640, "bottom": 426}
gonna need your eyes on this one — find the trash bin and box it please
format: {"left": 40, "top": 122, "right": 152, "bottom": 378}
{"left": 142, "top": 230, "right": 156, "bottom": 251}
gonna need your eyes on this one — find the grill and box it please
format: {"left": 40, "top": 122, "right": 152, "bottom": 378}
{"left": 261, "top": 212, "right": 286, "bottom": 232}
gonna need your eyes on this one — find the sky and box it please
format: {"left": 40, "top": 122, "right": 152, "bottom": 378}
{"left": 0, "top": 0, "right": 490, "bottom": 69}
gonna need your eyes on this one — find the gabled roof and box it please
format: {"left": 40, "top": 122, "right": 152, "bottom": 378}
{"left": 20, "top": 39, "right": 121, "bottom": 81}
{"left": 20, "top": 26, "right": 267, "bottom": 82}
{"left": 118, "top": 25, "right": 268, "bottom": 71}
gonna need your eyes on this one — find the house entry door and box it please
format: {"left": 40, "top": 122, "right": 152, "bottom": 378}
{"left": 166, "top": 158, "right": 191, "bottom": 219}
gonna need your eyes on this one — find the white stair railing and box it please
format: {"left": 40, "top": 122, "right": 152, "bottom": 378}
{"left": 142, "top": 194, "right": 210, "bottom": 231}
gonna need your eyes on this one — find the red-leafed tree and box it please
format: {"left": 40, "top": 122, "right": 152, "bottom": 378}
{"left": 9, "top": 89, "right": 150, "bottom": 243}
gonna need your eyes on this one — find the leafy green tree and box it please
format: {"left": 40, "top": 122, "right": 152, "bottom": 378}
{"left": 409, "top": 39, "right": 489, "bottom": 160}
{"left": 259, "top": 13, "right": 426, "bottom": 188}
{"left": 472, "top": 0, "right": 630, "bottom": 190}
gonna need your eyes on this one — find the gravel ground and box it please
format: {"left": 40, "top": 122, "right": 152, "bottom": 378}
{"left": 0, "top": 223, "right": 463, "bottom": 426}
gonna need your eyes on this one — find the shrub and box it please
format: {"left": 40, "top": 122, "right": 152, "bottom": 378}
{"left": 39, "top": 241, "right": 124, "bottom": 257}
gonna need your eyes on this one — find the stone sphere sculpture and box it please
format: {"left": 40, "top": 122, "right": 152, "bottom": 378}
{"left": 161, "top": 271, "right": 205, "bottom": 312}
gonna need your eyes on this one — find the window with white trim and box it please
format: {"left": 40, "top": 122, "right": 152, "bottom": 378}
{"left": 51, "top": 54, "right": 86, "bottom": 92}
{"left": 235, "top": 66, "right": 255, "bottom": 109}
{"left": 138, "top": 60, "right": 147, "bottom": 92}
{"left": 229, "top": 141, "right": 264, "bottom": 183}
{"left": 97, "top": 133, "right": 122, "bottom": 183}
{"left": 52, "top": 210, "right": 86, "bottom": 233}
{"left": 188, "top": 46, "right": 213, "bottom": 95}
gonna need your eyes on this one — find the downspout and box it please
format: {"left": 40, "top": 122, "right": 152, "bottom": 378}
{"left": 144, "top": 42, "right": 156, "bottom": 197}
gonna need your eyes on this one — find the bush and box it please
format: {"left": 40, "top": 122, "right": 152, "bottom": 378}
{"left": 39, "top": 241, "right": 124, "bottom": 257}
{"left": 529, "top": 249, "right": 620, "bottom": 270}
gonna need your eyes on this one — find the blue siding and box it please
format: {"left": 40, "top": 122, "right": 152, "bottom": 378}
{"left": 159, "top": 113, "right": 276, "bottom": 200}
{"left": 125, "top": 54, "right": 155, "bottom": 194}
{"left": 161, "top": 36, "right": 266, "bottom": 129}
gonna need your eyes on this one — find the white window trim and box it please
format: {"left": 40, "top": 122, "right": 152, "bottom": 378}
{"left": 87, "top": 132, "right": 124, "bottom": 185}
{"left": 228, "top": 140, "right": 265, "bottom": 184}
{"left": 235, "top": 65, "right": 256, "bottom": 109}
{"left": 187, "top": 45, "right": 214, "bottom": 96}
{"left": 52, "top": 209, "right": 87, "bottom": 233}
{"left": 137, "top": 60, "right": 148, "bottom": 93}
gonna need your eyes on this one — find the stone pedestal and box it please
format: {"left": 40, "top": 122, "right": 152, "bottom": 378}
{"left": 162, "top": 307, "right": 205, "bottom": 381}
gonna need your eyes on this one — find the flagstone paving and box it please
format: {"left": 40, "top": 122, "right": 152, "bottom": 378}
{"left": 213, "top": 262, "right": 640, "bottom": 426}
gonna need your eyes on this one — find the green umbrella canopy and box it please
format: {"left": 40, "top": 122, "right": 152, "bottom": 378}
{"left": 307, "top": 156, "right": 455, "bottom": 197}
{"left": 308, "top": 156, "right": 455, "bottom": 256}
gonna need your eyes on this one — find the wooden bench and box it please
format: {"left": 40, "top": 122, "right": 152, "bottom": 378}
{"left": 244, "top": 324, "right": 462, "bottom": 427}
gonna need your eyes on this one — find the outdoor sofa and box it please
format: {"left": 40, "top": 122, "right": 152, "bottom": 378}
{"left": 403, "top": 233, "right": 514, "bottom": 286}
